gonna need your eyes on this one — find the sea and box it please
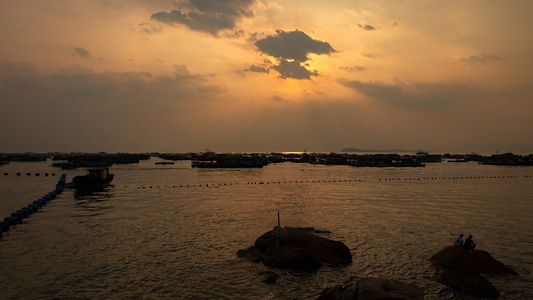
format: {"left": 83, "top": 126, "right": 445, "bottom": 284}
{"left": 0, "top": 157, "right": 532, "bottom": 300}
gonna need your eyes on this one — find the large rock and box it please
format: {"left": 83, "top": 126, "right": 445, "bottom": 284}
{"left": 430, "top": 246, "right": 518, "bottom": 275}
{"left": 261, "top": 244, "right": 322, "bottom": 270}
{"left": 317, "top": 278, "right": 424, "bottom": 300}
{"left": 237, "top": 227, "right": 351, "bottom": 271}
{"left": 255, "top": 227, "right": 352, "bottom": 265}
{"left": 430, "top": 246, "right": 517, "bottom": 298}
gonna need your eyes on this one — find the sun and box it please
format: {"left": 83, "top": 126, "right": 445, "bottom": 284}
{"left": 281, "top": 151, "right": 306, "bottom": 155}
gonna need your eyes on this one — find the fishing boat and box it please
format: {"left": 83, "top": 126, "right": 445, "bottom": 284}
{"left": 72, "top": 167, "right": 114, "bottom": 190}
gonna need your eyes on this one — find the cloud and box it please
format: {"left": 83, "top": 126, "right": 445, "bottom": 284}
{"left": 0, "top": 61, "right": 38, "bottom": 78}
{"left": 272, "top": 60, "right": 317, "bottom": 80}
{"left": 254, "top": 29, "right": 336, "bottom": 80}
{"left": 249, "top": 64, "right": 269, "bottom": 73}
{"left": 0, "top": 61, "right": 225, "bottom": 151}
{"left": 337, "top": 78, "right": 478, "bottom": 109}
{"left": 255, "top": 29, "right": 336, "bottom": 62}
{"left": 271, "top": 95, "right": 288, "bottom": 102}
{"left": 137, "top": 22, "right": 163, "bottom": 34}
{"left": 74, "top": 47, "right": 90, "bottom": 58}
{"left": 150, "top": 0, "right": 256, "bottom": 36}
{"left": 360, "top": 52, "right": 375, "bottom": 59}
{"left": 340, "top": 66, "right": 366, "bottom": 72}
{"left": 356, "top": 24, "right": 376, "bottom": 31}
{"left": 453, "top": 52, "right": 502, "bottom": 66}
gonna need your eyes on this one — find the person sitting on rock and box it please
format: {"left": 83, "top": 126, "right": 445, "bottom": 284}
{"left": 463, "top": 234, "right": 476, "bottom": 253}
{"left": 453, "top": 233, "right": 464, "bottom": 248}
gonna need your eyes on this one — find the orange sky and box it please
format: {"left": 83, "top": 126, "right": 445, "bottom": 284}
{"left": 1, "top": 1, "right": 532, "bottom": 154}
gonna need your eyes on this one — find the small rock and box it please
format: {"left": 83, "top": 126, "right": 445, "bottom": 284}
{"left": 316, "top": 278, "right": 424, "bottom": 300}
{"left": 438, "top": 269, "right": 500, "bottom": 298}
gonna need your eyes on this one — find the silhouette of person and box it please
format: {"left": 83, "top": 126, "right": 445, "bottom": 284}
{"left": 464, "top": 234, "right": 476, "bottom": 253}
{"left": 453, "top": 233, "right": 464, "bottom": 247}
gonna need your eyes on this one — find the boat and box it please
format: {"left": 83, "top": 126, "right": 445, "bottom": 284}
{"left": 72, "top": 168, "right": 114, "bottom": 190}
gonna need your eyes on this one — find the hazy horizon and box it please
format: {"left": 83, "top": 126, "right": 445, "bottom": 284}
{"left": 1, "top": 148, "right": 530, "bottom": 157}
{"left": 1, "top": 1, "right": 532, "bottom": 154}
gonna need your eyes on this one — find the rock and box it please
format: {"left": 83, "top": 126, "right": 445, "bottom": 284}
{"left": 437, "top": 269, "right": 500, "bottom": 298}
{"left": 316, "top": 278, "right": 424, "bottom": 300}
{"left": 255, "top": 227, "right": 352, "bottom": 265}
{"left": 236, "top": 246, "right": 261, "bottom": 263}
{"left": 261, "top": 244, "right": 322, "bottom": 270}
{"left": 430, "top": 246, "right": 518, "bottom": 275}
{"left": 316, "top": 285, "right": 345, "bottom": 300}
{"left": 49, "top": 297, "right": 91, "bottom": 300}
{"left": 430, "top": 246, "right": 518, "bottom": 298}
{"left": 259, "top": 270, "right": 278, "bottom": 284}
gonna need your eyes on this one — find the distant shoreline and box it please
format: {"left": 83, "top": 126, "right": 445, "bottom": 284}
{"left": 340, "top": 148, "right": 425, "bottom": 153}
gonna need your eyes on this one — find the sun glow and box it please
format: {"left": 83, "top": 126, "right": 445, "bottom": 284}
{"left": 281, "top": 151, "right": 306, "bottom": 155}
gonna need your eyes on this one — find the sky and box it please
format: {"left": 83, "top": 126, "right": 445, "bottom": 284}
{"left": 1, "top": 0, "right": 532, "bottom": 154}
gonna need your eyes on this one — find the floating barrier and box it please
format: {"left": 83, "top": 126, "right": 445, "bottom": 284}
{"left": 133, "top": 173, "right": 530, "bottom": 190}
{"left": 0, "top": 174, "right": 67, "bottom": 239}
{"left": 3, "top": 172, "right": 56, "bottom": 176}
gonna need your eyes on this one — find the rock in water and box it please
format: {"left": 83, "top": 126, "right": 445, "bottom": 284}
{"left": 430, "top": 246, "right": 518, "bottom": 275}
{"left": 254, "top": 227, "right": 352, "bottom": 266}
{"left": 316, "top": 278, "right": 424, "bottom": 300}
{"left": 430, "top": 246, "right": 517, "bottom": 298}
{"left": 437, "top": 270, "right": 500, "bottom": 298}
{"left": 261, "top": 244, "right": 322, "bottom": 270}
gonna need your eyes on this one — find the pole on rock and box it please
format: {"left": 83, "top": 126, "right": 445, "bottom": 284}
{"left": 274, "top": 211, "right": 281, "bottom": 245}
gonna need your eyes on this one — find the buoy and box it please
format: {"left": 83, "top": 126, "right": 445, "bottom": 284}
{"left": 28, "top": 203, "right": 38, "bottom": 213}
{"left": 8, "top": 216, "right": 17, "bottom": 225}
{"left": 11, "top": 212, "right": 22, "bottom": 224}
{"left": 19, "top": 209, "right": 29, "bottom": 218}
{"left": 0, "top": 221, "right": 9, "bottom": 232}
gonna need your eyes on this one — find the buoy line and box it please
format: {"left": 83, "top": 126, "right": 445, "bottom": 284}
{"left": 132, "top": 174, "right": 530, "bottom": 190}
{"left": 1, "top": 174, "right": 67, "bottom": 239}
{"left": 2, "top": 172, "right": 58, "bottom": 177}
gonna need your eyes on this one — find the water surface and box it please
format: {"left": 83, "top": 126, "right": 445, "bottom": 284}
{"left": 1, "top": 159, "right": 532, "bottom": 299}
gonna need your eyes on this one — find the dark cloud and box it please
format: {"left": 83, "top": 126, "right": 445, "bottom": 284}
{"left": 454, "top": 52, "right": 502, "bottom": 66}
{"left": 0, "top": 61, "right": 38, "bottom": 77}
{"left": 249, "top": 64, "right": 269, "bottom": 73}
{"left": 74, "top": 47, "right": 90, "bottom": 58}
{"left": 150, "top": 0, "right": 256, "bottom": 36}
{"left": 255, "top": 29, "right": 336, "bottom": 62}
{"left": 254, "top": 29, "right": 336, "bottom": 80}
{"left": 0, "top": 61, "right": 224, "bottom": 151}
{"left": 337, "top": 78, "right": 478, "bottom": 109}
{"left": 356, "top": 24, "right": 376, "bottom": 31}
{"left": 272, "top": 60, "right": 317, "bottom": 80}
